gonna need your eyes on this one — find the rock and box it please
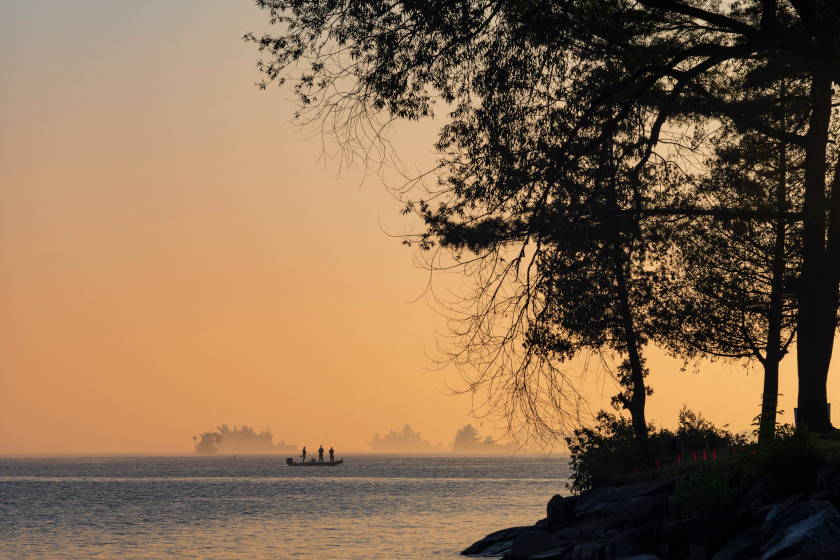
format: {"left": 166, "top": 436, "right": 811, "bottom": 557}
{"left": 752, "top": 505, "right": 773, "bottom": 525}
{"left": 547, "top": 494, "right": 577, "bottom": 528}
{"left": 575, "top": 478, "right": 675, "bottom": 515}
{"left": 763, "top": 500, "right": 835, "bottom": 536}
{"left": 812, "top": 466, "right": 840, "bottom": 495}
{"left": 509, "top": 530, "right": 557, "bottom": 560}
{"left": 808, "top": 490, "right": 833, "bottom": 502}
{"left": 761, "top": 500, "right": 840, "bottom": 559}
{"left": 711, "top": 525, "right": 762, "bottom": 560}
{"left": 478, "top": 540, "right": 517, "bottom": 557}
{"left": 605, "top": 525, "right": 653, "bottom": 559}
{"left": 783, "top": 543, "right": 840, "bottom": 559}
{"left": 687, "top": 508, "right": 741, "bottom": 560}
{"left": 463, "top": 473, "right": 840, "bottom": 560}
{"left": 656, "top": 519, "right": 690, "bottom": 560}
{"left": 461, "top": 526, "right": 530, "bottom": 556}
{"left": 737, "top": 479, "right": 772, "bottom": 511}
{"left": 529, "top": 548, "right": 566, "bottom": 560}
{"left": 572, "top": 540, "right": 606, "bottom": 560}
{"left": 587, "top": 494, "right": 662, "bottom": 522}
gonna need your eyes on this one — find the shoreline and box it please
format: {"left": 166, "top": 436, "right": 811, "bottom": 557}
{"left": 463, "top": 467, "right": 840, "bottom": 559}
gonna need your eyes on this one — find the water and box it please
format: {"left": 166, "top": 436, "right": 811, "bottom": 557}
{"left": 0, "top": 455, "right": 570, "bottom": 560}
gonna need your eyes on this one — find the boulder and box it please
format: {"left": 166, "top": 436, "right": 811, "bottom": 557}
{"left": 586, "top": 494, "right": 662, "bottom": 522}
{"left": 812, "top": 466, "right": 840, "bottom": 495}
{"left": 509, "top": 530, "right": 557, "bottom": 560}
{"left": 461, "top": 525, "right": 530, "bottom": 556}
{"left": 687, "top": 508, "right": 741, "bottom": 559}
{"left": 762, "top": 500, "right": 836, "bottom": 536}
{"left": 762, "top": 500, "right": 840, "bottom": 559}
{"left": 784, "top": 543, "right": 840, "bottom": 559}
{"left": 529, "top": 548, "right": 567, "bottom": 560}
{"left": 605, "top": 525, "right": 653, "bottom": 559}
{"left": 547, "top": 494, "right": 577, "bottom": 528}
{"left": 737, "top": 479, "right": 772, "bottom": 511}
{"left": 572, "top": 540, "right": 607, "bottom": 560}
{"left": 575, "top": 478, "right": 674, "bottom": 515}
{"left": 711, "top": 525, "right": 762, "bottom": 560}
{"left": 656, "top": 519, "right": 690, "bottom": 560}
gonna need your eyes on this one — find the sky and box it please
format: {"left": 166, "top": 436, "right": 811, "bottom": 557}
{"left": 1, "top": 0, "right": 838, "bottom": 455}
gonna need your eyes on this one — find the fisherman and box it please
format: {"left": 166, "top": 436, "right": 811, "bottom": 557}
{"left": 329, "top": 447, "right": 335, "bottom": 462}
{"left": 301, "top": 446, "right": 307, "bottom": 462}
{"left": 318, "top": 445, "right": 324, "bottom": 463}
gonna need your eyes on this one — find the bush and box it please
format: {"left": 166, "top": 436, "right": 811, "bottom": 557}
{"left": 565, "top": 411, "right": 679, "bottom": 492}
{"left": 565, "top": 411, "right": 640, "bottom": 493}
{"left": 676, "top": 407, "right": 745, "bottom": 452}
{"left": 674, "top": 467, "right": 738, "bottom": 515}
{"left": 566, "top": 406, "right": 744, "bottom": 493}
{"left": 756, "top": 426, "right": 823, "bottom": 496}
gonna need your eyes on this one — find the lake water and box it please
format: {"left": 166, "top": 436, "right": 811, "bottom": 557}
{"left": 0, "top": 454, "right": 570, "bottom": 559}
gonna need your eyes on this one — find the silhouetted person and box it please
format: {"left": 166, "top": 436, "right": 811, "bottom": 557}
{"left": 301, "top": 446, "right": 307, "bottom": 463}
{"left": 329, "top": 447, "right": 335, "bottom": 462}
{"left": 318, "top": 445, "right": 324, "bottom": 463}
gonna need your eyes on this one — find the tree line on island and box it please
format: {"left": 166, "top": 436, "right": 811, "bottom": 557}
{"left": 195, "top": 425, "right": 297, "bottom": 454}
{"left": 194, "top": 423, "right": 518, "bottom": 454}
{"left": 368, "top": 424, "right": 521, "bottom": 453}
{"left": 247, "top": 0, "right": 840, "bottom": 457}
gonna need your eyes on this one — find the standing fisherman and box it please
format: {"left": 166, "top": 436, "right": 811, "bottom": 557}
{"left": 329, "top": 447, "right": 335, "bottom": 463}
{"left": 301, "top": 446, "right": 307, "bottom": 463}
{"left": 318, "top": 445, "right": 324, "bottom": 463}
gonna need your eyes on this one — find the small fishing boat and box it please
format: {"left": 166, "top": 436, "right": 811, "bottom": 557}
{"left": 286, "top": 457, "right": 344, "bottom": 466}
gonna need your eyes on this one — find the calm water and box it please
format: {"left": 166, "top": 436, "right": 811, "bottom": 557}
{"left": 0, "top": 455, "right": 570, "bottom": 559}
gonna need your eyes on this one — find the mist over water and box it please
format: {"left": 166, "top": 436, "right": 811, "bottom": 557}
{"left": 0, "top": 454, "right": 569, "bottom": 560}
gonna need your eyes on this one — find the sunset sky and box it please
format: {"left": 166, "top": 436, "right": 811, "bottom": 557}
{"left": 2, "top": 0, "right": 837, "bottom": 455}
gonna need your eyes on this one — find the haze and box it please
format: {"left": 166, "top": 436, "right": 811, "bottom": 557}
{"left": 2, "top": 0, "right": 838, "bottom": 455}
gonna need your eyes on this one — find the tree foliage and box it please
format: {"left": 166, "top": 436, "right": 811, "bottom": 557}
{"left": 368, "top": 424, "right": 442, "bottom": 452}
{"left": 565, "top": 406, "right": 744, "bottom": 492}
{"left": 655, "top": 57, "right": 810, "bottom": 442}
{"left": 249, "top": 0, "right": 840, "bottom": 438}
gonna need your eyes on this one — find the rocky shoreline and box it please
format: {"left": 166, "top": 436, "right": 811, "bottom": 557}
{"left": 462, "top": 466, "right": 840, "bottom": 560}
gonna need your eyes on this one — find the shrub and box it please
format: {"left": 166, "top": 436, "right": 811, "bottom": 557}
{"left": 566, "top": 406, "right": 744, "bottom": 493}
{"left": 565, "top": 411, "right": 641, "bottom": 493}
{"left": 565, "top": 411, "right": 678, "bottom": 492}
{"left": 675, "top": 406, "right": 745, "bottom": 452}
{"left": 756, "top": 426, "right": 823, "bottom": 496}
{"left": 674, "top": 467, "right": 737, "bottom": 515}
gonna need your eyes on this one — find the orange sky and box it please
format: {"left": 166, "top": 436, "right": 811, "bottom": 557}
{"left": 1, "top": 1, "right": 838, "bottom": 455}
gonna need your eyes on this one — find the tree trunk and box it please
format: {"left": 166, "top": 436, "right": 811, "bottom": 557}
{"left": 796, "top": 74, "right": 835, "bottom": 432}
{"left": 614, "top": 254, "right": 649, "bottom": 443}
{"left": 759, "top": 107, "right": 789, "bottom": 444}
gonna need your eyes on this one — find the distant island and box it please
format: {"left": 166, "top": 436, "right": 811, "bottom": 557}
{"left": 367, "top": 424, "right": 446, "bottom": 453}
{"left": 367, "top": 423, "right": 520, "bottom": 454}
{"left": 195, "top": 425, "right": 296, "bottom": 454}
{"left": 452, "top": 424, "right": 519, "bottom": 454}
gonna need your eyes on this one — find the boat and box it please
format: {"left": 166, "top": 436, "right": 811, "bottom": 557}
{"left": 286, "top": 457, "right": 344, "bottom": 466}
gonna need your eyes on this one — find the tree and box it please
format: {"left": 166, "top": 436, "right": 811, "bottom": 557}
{"left": 453, "top": 424, "right": 482, "bottom": 451}
{"left": 249, "top": 0, "right": 840, "bottom": 434}
{"left": 196, "top": 431, "right": 221, "bottom": 454}
{"left": 368, "top": 424, "right": 443, "bottom": 452}
{"left": 452, "top": 423, "right": 511, "bottom": 452}
{"left": 656, "top": 58, "right": 807, "bottom": 443}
